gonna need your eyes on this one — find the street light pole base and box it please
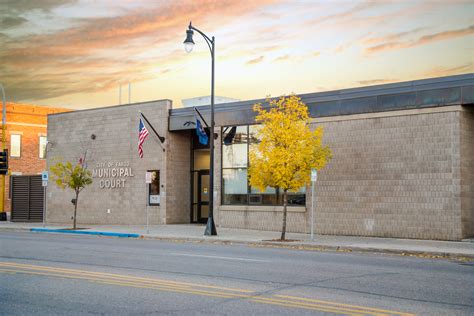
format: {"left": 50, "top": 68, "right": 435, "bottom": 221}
{"left": 204, "top": 216, "right": 217, "bottom": 236}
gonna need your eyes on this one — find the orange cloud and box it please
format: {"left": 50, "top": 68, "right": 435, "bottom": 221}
{"left": 246, "top": 56, "right": 264, "bottom": 65}
{"left": 424, "top": 63, "right": 473, "bottom": 77}
{"left": 358, "top": 78, "right": 397, "bottom": 85}
{"left": 363, "top": 27, "right": 426, "bottom": 44}
{"left": 1, "top": 0, "right": 277, "bottom": 102}
{"left": 274, "top": 55, "right": 289, "bottom": 62}
{"left": 366, "top": 25, "right": 474, "bottom": 54}
{"left": 306, "top": 2, "right": 381, "bottom": 26}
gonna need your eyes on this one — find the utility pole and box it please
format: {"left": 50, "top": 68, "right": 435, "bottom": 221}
{"left": 0, "top": 83, "right": 7, "bottom": 216}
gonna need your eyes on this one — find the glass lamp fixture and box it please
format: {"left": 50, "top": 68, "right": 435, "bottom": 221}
{"left": 184, "top": 29, "right": 195, "bottom": 53}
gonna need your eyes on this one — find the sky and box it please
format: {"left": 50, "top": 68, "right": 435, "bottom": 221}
{"left": 0, "top": 0, "right": 473, "bottom": 110}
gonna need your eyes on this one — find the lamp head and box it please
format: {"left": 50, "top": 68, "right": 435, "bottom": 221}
{"left": 184, "top": 28, "right": 195, "bottom": 53}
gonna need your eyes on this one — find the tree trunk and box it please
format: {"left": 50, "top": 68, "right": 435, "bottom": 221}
{"left": 281, "top": 189, "right": 288, "bottom": 240}
{"left": 73, "top": 191, "right": 79, "bottom": 230}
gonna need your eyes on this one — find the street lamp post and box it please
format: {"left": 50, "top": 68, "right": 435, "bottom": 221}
{"left": 184, "top": 22, "right": 217, "bottom": 236}
{"left": 0, "top": 83, "right": 6, "bottom": 216}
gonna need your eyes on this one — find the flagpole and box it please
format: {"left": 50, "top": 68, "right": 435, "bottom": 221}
{"left": 139, "top": 112, "right": 165, "bottom": 153}
{"left": 194, "top": 107, "right": 210, "bottom": 129}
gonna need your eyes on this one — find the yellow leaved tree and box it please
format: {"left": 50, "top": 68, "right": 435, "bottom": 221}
{"left": 51, "top": 152, "right": 93, "bottom": 230}
{"left": 249, "top": 95, "right": 331, "bottom": 240}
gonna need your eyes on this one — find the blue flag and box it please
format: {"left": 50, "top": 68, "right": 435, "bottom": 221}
{"left": 194, "top": 108, "right": 208, "bottom": 145}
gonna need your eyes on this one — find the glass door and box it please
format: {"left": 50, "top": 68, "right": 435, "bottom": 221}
{"left": 198, "top": 170, "right": 209, "bottom": 223}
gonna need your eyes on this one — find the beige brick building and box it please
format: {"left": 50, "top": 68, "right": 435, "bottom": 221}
{"left": 46, "top": 74, "right": 473, "bottom": 240}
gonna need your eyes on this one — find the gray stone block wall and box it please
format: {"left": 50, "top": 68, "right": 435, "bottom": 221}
{"left": 315, "top": 109, "right": 463, "bottom": 240}
{"left": 217, "top": 107, "right": 469, "bottom": 240}
{"left": 46, "top": 100, "right": 171, "bottom": 226}
{"left": 460, "top": 107, "right": 474, "bottom": 238}
{"left": 165, "top": 130, "right": 191, "bottom": 224}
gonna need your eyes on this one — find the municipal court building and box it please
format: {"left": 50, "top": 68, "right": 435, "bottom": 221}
{"left": 45, "top": 74, "right": 474, "bottom": 241}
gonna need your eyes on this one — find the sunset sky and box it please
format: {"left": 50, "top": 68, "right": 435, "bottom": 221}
{"left": 1, "top": 0, "right": 473, "bottom": 109}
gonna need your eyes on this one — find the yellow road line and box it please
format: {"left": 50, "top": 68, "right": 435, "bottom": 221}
{"left": 276, "top": 295, "right": 415, "bottom": 316}
{"left": 0, "top": 267, "right": 383, "bottom": 314}
{"left": 87, "top": 278, "right": 378, "bottom": 315}
{"left": 0, "top": 263, "right": 194, "bottom": 290}
{"left": 0, "top": 262, "right": 415, "bottom": 315}
{"left": 0, "top": 261, "right": 252, "bottom": 293}
{"left": 86, "top": 278, "right": 372, "bottom": 315}
{"left": 0, "top": 268, "right": 193, "bottom": 291}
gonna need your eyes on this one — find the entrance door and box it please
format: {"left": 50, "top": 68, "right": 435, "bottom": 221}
{"left": 197, "top": 170, "right": 210, "bottom": 223}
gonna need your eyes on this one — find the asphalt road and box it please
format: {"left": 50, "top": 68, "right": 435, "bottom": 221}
{"left": 0, "top": 231, "right": 473, "bottom": 315}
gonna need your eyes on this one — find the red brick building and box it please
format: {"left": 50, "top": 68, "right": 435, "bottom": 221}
{"left": 1, "top": 102, "right": 70, "bottom": 215}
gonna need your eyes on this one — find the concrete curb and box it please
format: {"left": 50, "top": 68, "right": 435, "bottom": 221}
{"left": 138, "top": 235, "right": 474, "bottom": 261}
{"left": 30, "top": 228, "right": 140, "bottom": 238}
{"left": 1, "top": 227, "right": 472, "bottom": 260}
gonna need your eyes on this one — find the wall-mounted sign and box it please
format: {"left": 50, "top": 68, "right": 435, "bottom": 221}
{"left": 92, "top": 161, "right": 134, "bottom": 189}
{"left": 149, "top": 195, "right": 160, "bottom": 204}
{"left": 145, "top": 172, "right": 152, "bottom": 184}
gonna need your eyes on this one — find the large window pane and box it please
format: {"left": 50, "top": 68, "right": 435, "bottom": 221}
{"left": 223, "top": 169, "right": 247, "bottom": 194}
{"left": 221, "top": 124, "right": 307, "bottom": 207}
{"left": 223, "top": 143, "right": 247, "bottom": 168}
{"left": 223, "top": 168, "right": 248, "bottom": 205}
{"left": 223, "top": 126, "right": 247, "bottom": 145}
{"left": 10, "top": 134, "right": 21, "bottom": 157}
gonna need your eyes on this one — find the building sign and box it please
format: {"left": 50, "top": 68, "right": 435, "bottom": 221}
{"left": 149, "top": 195, "right": 160, "bottom": 204}
{"left": 145, "top": 172, "right": 152, "bottom": 184}
{"left": 92, "top": 161, "right": 134, "bottom": 189}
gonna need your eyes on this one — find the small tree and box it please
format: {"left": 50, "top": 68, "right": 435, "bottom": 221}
{"left": 249, "top": 95, "right": 331, "bottom": 240}
{"left": 51, "top": 153, "right": 92, "bottom": 229}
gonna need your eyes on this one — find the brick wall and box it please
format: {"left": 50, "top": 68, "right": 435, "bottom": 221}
{"left": 2, "top": 103, "right": 70, "bottom": 212}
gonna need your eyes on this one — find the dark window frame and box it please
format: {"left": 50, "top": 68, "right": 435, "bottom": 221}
{"left": 221, "top": 124, "right": 306, "bottom": 207}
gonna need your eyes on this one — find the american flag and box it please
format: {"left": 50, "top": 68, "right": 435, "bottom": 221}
{"left": 138, "top": 117, "right": 149, "bottom": 158}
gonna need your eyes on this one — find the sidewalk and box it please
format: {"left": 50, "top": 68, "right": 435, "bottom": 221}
{"left": 1, "top": 221, "right": 473, "bottom": 260}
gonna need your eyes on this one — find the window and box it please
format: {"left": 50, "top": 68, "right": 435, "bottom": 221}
{"left": 10, "top": 134, "right": 21, "bottom": 157}
{"left": 39, "top": 136, "right": 47, "bottom": 159}
{"left": 148, "top": 170, "right": 160, "bottom": 205}
{"left": 222, "top": 125, "right": 306, "bottom": 206}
